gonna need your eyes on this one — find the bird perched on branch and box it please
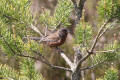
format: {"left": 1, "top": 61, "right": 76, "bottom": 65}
{"left": 24, "top": 28, "right": 68, "bottom": 47}
{"left": 40, "top": 28, "right": 68, "bottom": 47}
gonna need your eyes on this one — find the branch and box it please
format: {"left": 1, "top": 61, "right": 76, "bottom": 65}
{"left": 3, "top": 14, "right": 18, "bottom": 21}
{"left": 30, "top": 24, "right": 44, "bottom": 36}
{"left": 80, "top": 59, "right": 106, "bottom": 70}
{"left": 98, "top": 27, "right": 109, "bottom": 39}
{"left": 23, "top": 37, "right": 41, "bottom": 41}
{"left": 71, "top": 0, "right": 87, "bottom": 24}
{"left": 77, "top": 47, "right": 120, "bottom": 71}
{"left": 75, "top": 19, "right": 110, "bottom": 71}
{"left": 19, "top": 53, "right": 72, "bottom": 72}
{"left": 32, "top": 51, "right": 72, "bottom": 72}
{"left": 98, "top": 19, "right": 118, "bottom": 38}
{"left": 94, "top": 50, "right": 115, "bottom": 53}
{"left": 2, "top": 36, "right": 72, "bottom": 72}
{"left": 94, "top": 48, "right": 120, "bottom": 53}
{"left": 52, "top": 22, "right": 62, "bottom": 32}
{"left": 59, "top": 51, "right": 73, "bottom": 69}
{"left": 77, "top": 0, "right": 86, "bottom": 20}
{"left": 90, "top": 19, "right": 110, "bottom": 52}
{"left": 73, "top": 46, "right": 83, "bottom": 64}
{"left": 43, "top": 22, "right": 48, "bottom": 36}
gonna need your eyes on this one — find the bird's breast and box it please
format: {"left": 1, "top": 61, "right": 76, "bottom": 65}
{"left": 49, "top": 36, "right": 67, "bottom": 47}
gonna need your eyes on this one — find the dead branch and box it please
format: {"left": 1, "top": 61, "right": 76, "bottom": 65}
{"left": 30, "top": 24, "right": 44, "bottom": 36}
{"left": 59, "top": 51, "right": 73, "bottom": 70}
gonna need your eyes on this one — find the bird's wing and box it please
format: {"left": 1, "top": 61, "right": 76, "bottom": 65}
{"left": 40, "top": 32, "right": 60, "bottom": 43}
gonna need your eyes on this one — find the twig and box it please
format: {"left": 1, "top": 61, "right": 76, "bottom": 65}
{"left": 3, "top": 14, "right": 18, "bottom": 21}
{"left": 80, "top": 59, "right": 106, "bottom": 70}
{"left": 94, "top": 48, "right": 120, "bottom": 53}
{"left": 98, "top": 27, "right": 109, "bottom": 39}
{"left": 30, "top": 24, "right": 44, "bottom": 36}
{"left": 94, "top": 50, "right": 115, "bottom": 53}
{"left": 55, "top": 22, "right": 62, "bottom": 29}
{"left": 33, "top": 51, "right": 72, "bottom": 72}
{"left": 44, "top": 22, "right": 48, "bottom": 36}
{"left": 52, "top": 22, "right": 62, "bottom": 32}
{"left": 19, "top": 53, "right": 72, "bottom": 72}
{"left": 23, "top": 37, "right": 41, "bottom": 41}
{"left": 90, "top": 19, "right": 110, "bottom": 52}
{"left": 98, "top": 19, "right": 118, "bottom": 39}
{"left": 48, "top": 65, "right": 72, "bottom": 72}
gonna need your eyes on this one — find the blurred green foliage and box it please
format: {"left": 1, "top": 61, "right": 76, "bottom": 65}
{"left": 103, "top": 69, "right": 118, "bottom": 80}
{"left": 38, "top": 0, "right": 73, "bottom": 29}
{"left": 0, "top": 0, "right": 33, "bottom": 37}
{"left": 75, "top": 22, "right": 92, "bottom": 44}
{"left": 20, "top": 58, "right": 44, "bottom": 80}
{"left": 54, "top": 0, "right": 73, "bottom": 26}
{"left": 97, "top": 0, "right": 120, "bottom": 20}
{"left": 0, "top": 0, "right": 44, "bottom": 79}
{"left": 0, "top": 59, "right": 44, "bottom": 80}
{"left": 0, "top": 0, "right": 120, "bottom": 79}
{"left": 93, "top": 42, "right": 120, "bottom": 65}
{"left": 97, "top": 69, "right": 119, "bottom": 80}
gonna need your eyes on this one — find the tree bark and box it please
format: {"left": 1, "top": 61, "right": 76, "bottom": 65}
{"left": 71, "top": 69, "right": 81, "bottom": 80}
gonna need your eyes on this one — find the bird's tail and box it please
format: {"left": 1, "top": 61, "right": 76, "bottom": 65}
{"left": 23, "top": 37, "right": 41, "bottom": 41}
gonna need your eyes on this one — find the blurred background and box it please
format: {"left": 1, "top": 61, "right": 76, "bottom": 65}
{"left": 0, "top": 0, "right": 120, "bottom": 80}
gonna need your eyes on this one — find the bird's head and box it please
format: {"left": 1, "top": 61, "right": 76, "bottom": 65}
{"left": 58, "top": 28, "right": 68, "bottom": 38}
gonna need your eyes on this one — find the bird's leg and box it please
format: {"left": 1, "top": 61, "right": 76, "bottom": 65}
{"left": 55, "top": 47, "right": 63, "bottom": 53}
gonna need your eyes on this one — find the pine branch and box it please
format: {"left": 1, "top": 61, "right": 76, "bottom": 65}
{"left": 20, "top": 53, "right": 72, "bottom": 72}
{"left": 75, "top": 19, "right": 110, "bottom": 71}
{"left": 2, "top": 36, "right": 72, "bottom": 72}
{"left": 2, "top": 14, "right": 44, "bottom": 37}
{"left": 33, "top": 51, "right": 72, "bottom": 72}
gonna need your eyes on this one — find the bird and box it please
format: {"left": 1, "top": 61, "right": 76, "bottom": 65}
{"left": 40, "top": 28, "right": 68, "bottom": 47}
